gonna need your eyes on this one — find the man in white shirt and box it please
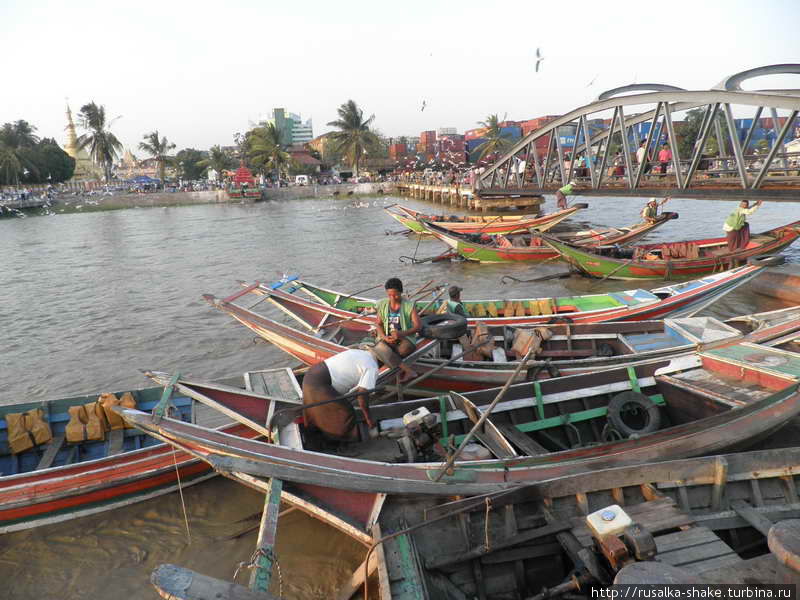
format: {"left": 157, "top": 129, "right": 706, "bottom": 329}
{"left": 302, "top": 348, "right": 380, "bottom": 441}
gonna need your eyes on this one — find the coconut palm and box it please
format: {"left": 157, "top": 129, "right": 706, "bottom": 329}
{"left": 326, "top": 100, "right": 380, "bottom": 177}
{"left": 75, "top": 101, "right": 123, "bottom": 182}
{"left": 139, "top": 131, "right": 176, "bottom": 185}
{"left": 248, "top": 123, "right": 291, "bottom": 182}
{"left": 473, "top": 114, "right": 513, "bottom": 162}
{"left": 0, "top": 145, "right": 24, "bottom": 184}
{"left": 198, "top": 145, "right": 235, "bottom": 180}
{"left": 0, "top": 120, "right": 40, "bottom": 183}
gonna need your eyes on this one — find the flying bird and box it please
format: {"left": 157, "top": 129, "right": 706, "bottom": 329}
{"left": 421, "top": 100, "right": 427, "bottom": 112}
{"left": 586, "top": 74, "right": 599, "bottom": 87}
{"left": 534, "top": 47, "right": 545, "bottom": 73}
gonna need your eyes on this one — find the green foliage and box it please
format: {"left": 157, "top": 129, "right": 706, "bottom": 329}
{"left": 676, "top": 107, "right": 731, "bottom": 158}
{"left": 75, "top": 101, "right": 123, "bottom": 182}
{"left": 175, "top": 148, "right": 208, "bottom": 180}
{"left": 139, "top": 130, "right": 177, "bottom": 183}
{"left": 0, "top": 125, "right": 74, "bottom": 185}
{"left": 198, "top": 145, "right": 236, "bottom": 178}
{"left": 326, "top": 99, "right": 380, "bottom": 177}
{"left": 473, "top": 114, "right": 513, "bottom": 162}
{"left": 248, "top": 123, "right": 291, "bottom": 179}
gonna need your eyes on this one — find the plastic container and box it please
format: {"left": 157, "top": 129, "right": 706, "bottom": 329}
{"left": 586, "top": 504, "right": 632, "bottom": 538}
{"left": 403, "top": 407, "right": 431, "bottom": 427}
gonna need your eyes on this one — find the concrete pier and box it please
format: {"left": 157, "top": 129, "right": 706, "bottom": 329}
{"left": 394, "top": 183, "right": 544, "bottom": 213}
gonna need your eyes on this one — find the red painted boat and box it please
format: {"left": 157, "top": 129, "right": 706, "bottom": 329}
{"left": 119, "top": 340, "right": 800, "bottom": 496}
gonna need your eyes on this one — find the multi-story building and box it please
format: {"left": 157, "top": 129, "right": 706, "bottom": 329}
{"left": 262, "top": 108, "right": 314, "bottom": 146}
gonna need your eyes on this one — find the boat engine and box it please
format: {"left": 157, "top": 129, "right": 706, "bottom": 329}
{"left": 584, "top": 505, "right": 657, "bottom": 581}
{"left": 396, "top": 407, "right": 440, "bottom": 463}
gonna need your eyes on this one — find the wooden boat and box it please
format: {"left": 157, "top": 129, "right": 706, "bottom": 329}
{"left": 543, "top": 220, "right": 800, "bottom": 280}
{"left": 260, "top": 263, "right": 766, "bottom": 327}
{"left": 422, "top": 211, "right": 679, "bottom": 263}
{"left": 385, "top": 203, "right": 587, "bottom": 235}
{"left": 208, "top": 282, "right": 800, "bottom": 392}
{"left": 374, "top": 446, "right": 800, "bottom": 598}
{"left": 0, "top": 382, "right": 262, "bottom": 534}
{"left": 119, "top": 339, "right": 800, "bottom": 497}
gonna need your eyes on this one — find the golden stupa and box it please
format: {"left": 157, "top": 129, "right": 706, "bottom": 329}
{"left": 64, "top": 104, "right": 101, "bottom": 180}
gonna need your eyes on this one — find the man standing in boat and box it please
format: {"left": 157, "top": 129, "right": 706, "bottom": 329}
{"left": 302, "top": 348, "right": 382, "bottom": 441}
{"left": 724, "top": 198, "right": 763, "bottom": 251}
{"left": 640, "top": 196, "right": 670, "bottom": 223}
{"left": 555, "top": 181, "right": 579, "bottom": 210}
{"left": 375, "top": 277, "right": 421, "bottom": 383}
{"left": 445, "top": 285, "right": 468, "bottom": 317}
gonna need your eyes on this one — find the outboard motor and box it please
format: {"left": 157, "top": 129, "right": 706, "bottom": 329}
{"left": 397, "top": 407, "right": 440, "bottom": 462}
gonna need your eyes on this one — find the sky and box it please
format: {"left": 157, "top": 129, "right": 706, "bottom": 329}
{"left": 1, "top": 0, "right": 799, "bottom": 154}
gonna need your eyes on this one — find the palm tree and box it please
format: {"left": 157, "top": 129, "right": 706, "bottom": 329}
{"left": 326, "top": 100, "right": 379, "bottom": 177}
{"left": 198, "top": 145, "right": 235, "bottom": 181}
{"left": 0, "top": 145, "right": 24, "bottom": 184}
{"left": 473, "top": 114, "right": 513, "bottom": 162}
{"left": 139, "top": 131, "right": 176, "bottom": 185}
{"left": 248, "top": 123, "right": 291, "bottom": 182}
{"left": 75, "top": 101, "right": 123, "bottom": 182}
{"left": 0, "top": 120, "right": 40, "bottom": 184}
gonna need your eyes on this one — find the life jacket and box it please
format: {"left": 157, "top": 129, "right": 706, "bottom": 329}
{"left": 377, "top": 298, "right": 417, "bottom": 343}
{"left": 725, "top": 210, "right": 746, "bottom": 231}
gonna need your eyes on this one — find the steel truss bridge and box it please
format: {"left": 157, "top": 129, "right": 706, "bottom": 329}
{"left": 476, "top": 64, "right": 800, "bottom": 201}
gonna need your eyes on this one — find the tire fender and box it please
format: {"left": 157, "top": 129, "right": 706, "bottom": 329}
{"left": 420, "top": 312, "right": 468, "bottom": 340}
{"left": 607, "top": 391, "right": 661, "bottom": 437}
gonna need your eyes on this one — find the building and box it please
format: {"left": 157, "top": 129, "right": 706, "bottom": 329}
{"left": 262, "top": 108, "right": 314, "bottom": 146}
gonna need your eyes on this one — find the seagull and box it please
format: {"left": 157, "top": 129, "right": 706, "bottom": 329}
{"left": 421, "top": 100, "right": 427, "bottom": 112}
{"left": 586, "top": 74, "right": 598, "bottom": 87}
{"left": 534, "top": 48, "right": 545, "bottom": 73}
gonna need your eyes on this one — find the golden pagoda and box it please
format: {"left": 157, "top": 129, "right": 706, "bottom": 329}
{"left": 64, "top": 103, "right": 100, "bottom": 180}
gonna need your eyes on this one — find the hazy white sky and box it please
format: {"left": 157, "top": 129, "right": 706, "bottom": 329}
{"left": 2, "top": 0, "right": 798, "bottom": 153}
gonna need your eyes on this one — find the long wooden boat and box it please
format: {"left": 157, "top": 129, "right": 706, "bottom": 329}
{"left": 0, "top": 383, "right": 263, "bottom": 534}
{"left": 422, "top": 211, "right": 679, "bottom": 263}
{"left": 119, "top": 339, "right": 800, "bottom": 497}
{"left": 543, "top": 219, "right": 800, "bottom": 280}
{"left": 375, "top": 446, "right": 800, "bottom": 597}
{"left": 260, "top": 263, "right": 766, "bottom": 327}
{"left": 209, "top": 283, "right": 800, "bottom": 392}
{"left": 386, "top": 203, "right": 587, "bottom": 235}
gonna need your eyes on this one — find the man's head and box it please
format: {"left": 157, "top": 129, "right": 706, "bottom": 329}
{"left": 448, "top": 285, "right": 463, "bottom": 300}
{"left": 385, "top": 277, "right": 403, "bottom": 303}
{"left": 740, "top": 200, "right": 750, "bottom": 209}
{"left": 649, "top": 197, "right": 658, "bottom": 206}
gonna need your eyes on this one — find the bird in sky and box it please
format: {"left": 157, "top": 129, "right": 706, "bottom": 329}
{"left": 421, "top": 100, "right": 427, "bottom": 112}
{"left": 586, "top": 74, "right": 599, "bottom": 87}
{"left": 534, "top": 48, "right": 545, "bottom": 73}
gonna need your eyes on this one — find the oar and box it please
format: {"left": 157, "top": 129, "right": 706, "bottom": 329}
{"left": 408, "top": 279, "right": 435, "bottom": 298}
{"left": 417, "top": 286, "right": 448, "bottom": 315}
{"left": 590, "top": 258, "right": 635, "bottom": 285}
{"left": 433, "top": 348, "right": 535, "bottom": 482}
{"left": 315, "top": 310, "right": 373, "bottom": 331}
{"left": 501, "top": 271, "right": 573, "bottom": 284}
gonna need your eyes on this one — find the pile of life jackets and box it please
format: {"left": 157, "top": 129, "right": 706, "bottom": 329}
{"left": 64, "top": 392, "right": 138, "bottom": 444}
{"left": 6, "top": 409, "right": 53, "bottom": 455}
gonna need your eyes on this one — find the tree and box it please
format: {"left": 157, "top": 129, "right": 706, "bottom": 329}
{"left": 473, "top": 115, "right": 513, "bottom": 162}
{"left": 198, "top": 145, "right": 235, "bottom": 179}
{"left": 139, "top": 130, "right": 177, "bottom": 184}
{"left": 248, "top": 123, "right": 291, "bottom": 181}
{"left": 326, "top": 100, "right": 380, "bottom": 177}
{"left": 0, "top": 120, "right": 42, "bottom": 183}
{"left": 175, "top": 148, "right": 208, "bottom": 180}
{"left": 0, "top": 145, "right": 23, "bottom": 184}
{"left": 75, "top": 101, "right": 123, "bottom": 182}
{"left": 676, "top": 107, "right": 732, "bottom": 158}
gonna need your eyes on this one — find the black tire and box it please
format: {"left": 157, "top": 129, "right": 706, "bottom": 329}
{"left": 420, "top": 312, "right": 468, "bottom": 340}
{"left": 748, "top": 254, "right": 785, "bottom": 267}
{"left": 607, "top": 391, "right": 661, "bottom": 437}
{"left": 597, "top": 342, "right": 616, "bottom": 357}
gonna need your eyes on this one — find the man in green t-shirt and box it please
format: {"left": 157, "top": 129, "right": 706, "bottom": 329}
{"left": 555, "top": 181, "right": 579, "bottom": 210}
{"left": 375, "top": 277, "right": 421, "bottom": 382}
{"left": 724, "top": 199, "right": 763, "bottom": 251}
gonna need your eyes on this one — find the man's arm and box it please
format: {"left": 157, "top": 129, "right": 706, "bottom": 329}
{"left": 355, "top": 388, "right": 375, "bottom": 429}
{"left": 398, "top": 306, "right": 422, "bottom": 340}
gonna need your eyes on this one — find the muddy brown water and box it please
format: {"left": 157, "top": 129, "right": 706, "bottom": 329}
{"left": 1, "top": 195, "right": 798, "bottom": 598}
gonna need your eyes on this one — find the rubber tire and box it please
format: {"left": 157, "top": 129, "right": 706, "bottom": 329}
{"left": 420, "top": 312, "right": 468, "bottom": 340}
{"left": 747, "top": 254, "right": 785, "bottom": 267}
{"left": 607, "top": 391, "right": 661, "bottom": 437}
{"left": 597, "top": 342, "right": 616, "bottom": 357}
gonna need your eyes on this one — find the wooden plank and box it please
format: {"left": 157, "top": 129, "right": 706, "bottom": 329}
{"left": 480, "top": 542, "right": 563, "bottom": 565}
{"left": 107, "top": 430, "right": 125, "bottom": 456}
{"left": 730, "top": 499, "right": 773, "bottom": 536}
{"left": 151, "top": 563, "right": 278, "bottom": 600}
{"left": 335, "top": 548, "right": 380, "bottom": 600}
{"left": 496, "top": 423, "right": 548, "bottom": 455}
{"left": 36, "top": 434, "right": 65, "bottom": 469}
{"left": 449, "top": 392, "right": 517, "bottom": 458}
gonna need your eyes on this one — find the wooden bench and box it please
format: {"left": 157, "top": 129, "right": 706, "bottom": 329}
{"left": 36, "top": 434, "right": 65, "bottom": 470}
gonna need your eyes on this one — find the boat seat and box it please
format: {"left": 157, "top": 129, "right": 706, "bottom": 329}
{"left": 107, "top": 429, "right": 125, "bottom": 456}
{"left": 654, "top": 526, "right": 741, "bottom": 574}
{"left": 36, "top": 434, "right": 65, "bottom": 470}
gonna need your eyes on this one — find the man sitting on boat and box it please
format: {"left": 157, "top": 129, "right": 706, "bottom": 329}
{"left": 302, "top": 348, "right": 382, "bottom": 441}
{"left": 724, "top": 199, "right": 763, "bottom": 251}
{"left": 641, "top": 196, "right": 670, "bottom": 223}
{"left": 375, "top": 277, "right": 421, "bottom": 383}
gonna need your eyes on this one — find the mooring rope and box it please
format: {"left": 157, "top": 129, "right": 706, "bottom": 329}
{"left": 172, "top": 448, "right": 192, "bottom": 545}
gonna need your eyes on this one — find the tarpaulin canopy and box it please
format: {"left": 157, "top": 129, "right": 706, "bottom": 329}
{"left": 128, "top": 175, "right": 161, "bottom": 184}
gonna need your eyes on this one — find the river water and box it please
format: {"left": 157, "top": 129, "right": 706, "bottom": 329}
{"left": 1, "top": 194, "right": 798, "bottom": 599}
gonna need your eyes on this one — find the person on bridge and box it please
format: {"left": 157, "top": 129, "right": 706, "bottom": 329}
{"left": 657, "top": 144, "right": 673, "bottom": 175}
{"left": 724, "top": 199, "right": 763, "bottom": 251}
{"left": 555, "top": 180, "right": 579, "bottom": 210}
{"left": 302, "top": 348, "right": 381, "bottom": 441}
{"left": 641, "top": 197, "right": 670, "bottom": 223}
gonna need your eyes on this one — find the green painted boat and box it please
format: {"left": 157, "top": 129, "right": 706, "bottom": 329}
{"left": 543, "top": 219, "right": 800, "bottom": 280}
